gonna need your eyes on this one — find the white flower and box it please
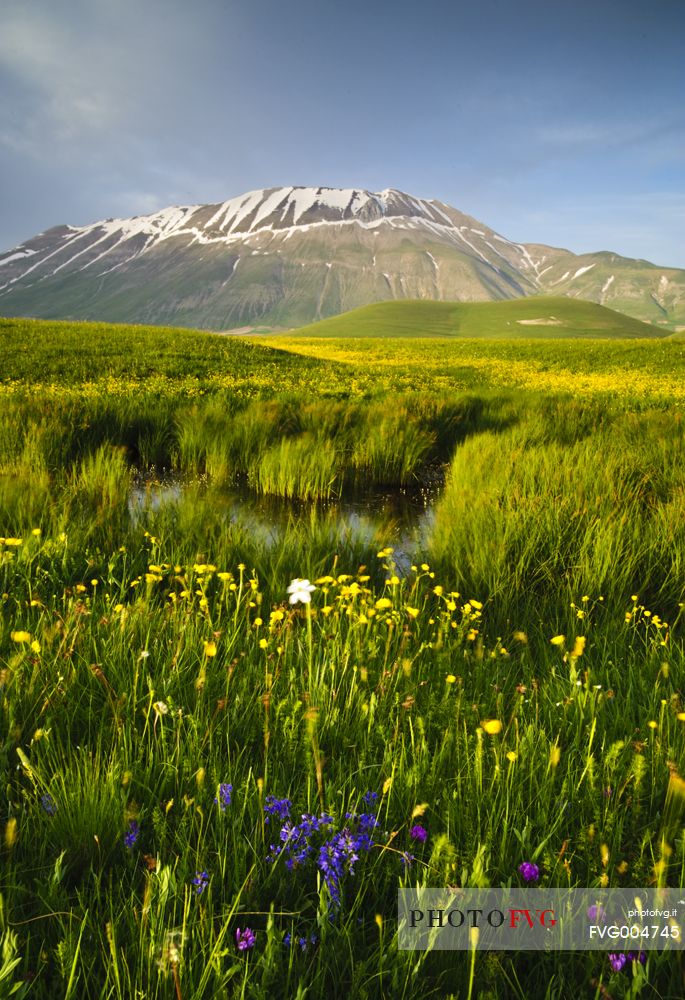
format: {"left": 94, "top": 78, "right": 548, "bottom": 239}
{"left": 287, "top": 578, "right": 316, "bottom": 605}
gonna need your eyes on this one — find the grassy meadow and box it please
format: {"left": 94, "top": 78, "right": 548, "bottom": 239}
{"left": 2, "top": 309, "right": 685, "bottom": 998}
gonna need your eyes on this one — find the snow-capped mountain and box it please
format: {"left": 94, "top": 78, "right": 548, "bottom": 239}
{"left": 1, "top": 186, "right": 683, "bottom": 329}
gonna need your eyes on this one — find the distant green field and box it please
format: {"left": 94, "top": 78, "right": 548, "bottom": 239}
{"left": 285, "top": 296, "right": 664, "bottom": 339}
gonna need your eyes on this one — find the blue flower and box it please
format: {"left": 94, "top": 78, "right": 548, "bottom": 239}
{"left": 124, "top": 820, "right": 139, "bottom": 848}
{"left": 192, "top": 870, "right": 209, "bottom": 895}
{"left": 264, "top": 795, "right": 292, "bottom": 823}
{"left": 214, "top": 783, "right": 233, "bottom": 811}
{"left": 40, "top": 793, "right": 56, "bottom": 816}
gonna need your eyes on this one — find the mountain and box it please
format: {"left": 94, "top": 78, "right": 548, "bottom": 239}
{"left": 1, "top": 186, "right": 683, "bottom": 330}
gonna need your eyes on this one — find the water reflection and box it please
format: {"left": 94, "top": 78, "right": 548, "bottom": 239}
{"left": 129, "top": 471, "right": 441, "bottom": 571}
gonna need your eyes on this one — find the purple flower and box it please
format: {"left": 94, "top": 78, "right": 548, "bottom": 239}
{"left": 41, "top": 793, "right": 56, "bottom": 816}
{"left": 401, "top": 852, "right": 415, "bottom": 868}
{"left": 518, "top": 861, "right": 540, "bottom": 883}
{"left": 627, "top": 951, "right": 647, "bottom": 965}
{"left": 192, "top": 870, "right": 209, "bottom": 895}
{"left": 214, "top": 783, "right": 233, "bottom": 811}
{"left": 264, "top": 795, "right": 292, "bottom": 823}
{"left": 410, "top": 824, "right": 428, "bottom": 843}
{"left": 235, "top": 927, "right": 255, "bottom": 951}
{"left": 362, "top": 791, "right": 378, "bottom": 806}
{"left": 608, "top": 951, "right": 646, "bottom": 973}
{"left": 124, "top": 820, "right": 139, "bottom": 848}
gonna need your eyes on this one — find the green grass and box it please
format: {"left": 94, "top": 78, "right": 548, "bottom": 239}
{"left": 3, "top": 314, "right": 685, "bottom": 997}
{"left": 284, "top": 297, "right": 664, "bottom": 339}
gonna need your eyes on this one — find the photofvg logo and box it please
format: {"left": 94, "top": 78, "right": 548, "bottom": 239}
{"left": 398, "top": 889, "right": 685, "bottom": 951}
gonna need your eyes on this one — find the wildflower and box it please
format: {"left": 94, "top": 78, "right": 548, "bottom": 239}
{"left": 375, "top": 598, "right": 392, "bottom": 610}
{"left": 287, "top": 579, "right": 316, "bottom": 605}
{"left": 30, "top": 640, "right": 41, "bottom": 654}
{"left": 124, "top": 820, "right": 139, "bottom": 848}
{"left": 235, "top": 927, "right": 256, "bottom": 951}
{"left": 10, "top": 631, "right": 31, "bottom": 644}
{"left": 481, "top": 719, "right": 502, "bottom": 735}
{"left": 401, "top": 852, "right": 414, "bottom": 867}
{"left": 203, "top": 640, "right": 217, "bottom": 657}
{"left": 550, "top": 635, "right": 565, "bottom": 646}
{"left": 192, "top": 870, "right": 209, "bottom": 895}
{"left": 405, "top": 606, "right": 420, "bottom": 619}
{"left": 608, "top": 952, "right": 628, "bottom": 972}
{"left": 410, "top": 824, "right": 428, "bottom": 843}
{"left": 362, "top": 791, "right": 378, "bottom": 806}
{"left": 518, "top": 861, "right": 539, "bottom": 883}
{"left": 40, "top": 794, "right": 56, "bottom": 816}
{"left": 214, "top": 783, "right": 233, "bottom": 811}
{"left": 627, "top": 951, "right": 647, "bottom": 965}
{"left": 264, "top": 795, "right": 292, "bottom": 823}
{"left": 587, "top": 904, "right": 606, "bottom": 922}
{"left": 506, "top": 751, "right": 518, "bottom": 762}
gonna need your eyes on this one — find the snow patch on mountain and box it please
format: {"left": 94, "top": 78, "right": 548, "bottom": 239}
{"left": 572, "top": 264, "right": 596, "bottom": 279}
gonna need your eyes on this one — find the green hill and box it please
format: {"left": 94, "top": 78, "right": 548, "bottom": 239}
{"left": 286, "top": 297, "right": 665, "bottom": 340}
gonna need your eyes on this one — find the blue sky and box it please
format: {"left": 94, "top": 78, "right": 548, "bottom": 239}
{"left": 1, "top": 0, "right": 683, "bottom": 266}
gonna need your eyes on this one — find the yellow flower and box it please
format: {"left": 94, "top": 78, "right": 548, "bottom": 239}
{"left": 203, "top": 641, "right": 217, "bottom": 658}
{"left": 571, "top": 636, "right": 586, "bottom": 658}
{"left": 433, "top": 586, "right": 444, "bottom": 596}
{"left": 405, "top": 607, "right": 420, "bottom": 619}
{"left": 375, "top": 598, "right": 392, "bottom": 610}
{"left": 677, "top": 712, "right": 685, "bottom": 721}
{"left": 31, "top": 528, "right": 41, "bottom": 537}
{"left": 647, "top": 720, "right": 658, "bottom": 729}
{"left": 259, "top": 638, "right": 268, "bottom": 649}
{"left": 4, "top": 538, "right": 23, "bottom": 547}
{"left": 481, "top": 719, "right": 502, "bottom": 735}
{"left": 469, "top": 599, "right": 483, "bottom": 610}
{"left": 30, "top": 640, "right": 41, "bottom": 654}
{"left": 11, "top": 630, "right": 31, "bottom": 643}
{"left": 550, "top": 634, "right": 565, "bottom": 646}
{"left": 506, "top": 751, "right": 518, "bottom": 762}
{"left": 446, "top": 674, "right": 457, "bottom": 684}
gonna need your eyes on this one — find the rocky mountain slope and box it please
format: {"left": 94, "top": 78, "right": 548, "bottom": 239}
{"left": 1, "top": 186, "right": 683, "bottom": 330}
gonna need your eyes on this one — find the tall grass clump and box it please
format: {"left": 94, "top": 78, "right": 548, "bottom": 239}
{"left": 350, "top": 406, "right": 436, "bottom": 485}
{"left": 250, "top": 435, "right": 339, "bottom": 500}
{"left": 430, "top": 407, "right": 685, "bottom": 618}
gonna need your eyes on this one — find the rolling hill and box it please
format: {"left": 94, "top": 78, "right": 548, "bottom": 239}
{"left": 282, "top": 297, "right": 666, "bottom": 340}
